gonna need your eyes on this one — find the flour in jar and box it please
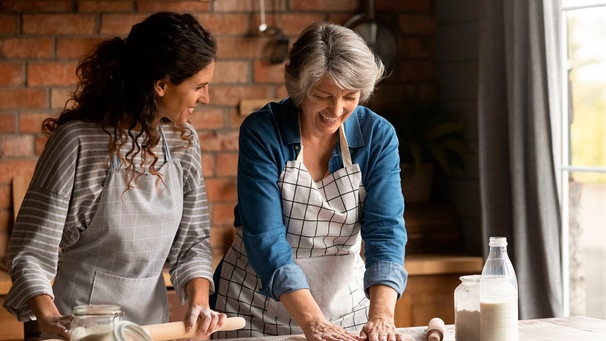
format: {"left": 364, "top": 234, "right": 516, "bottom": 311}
{"left": 71, "top": 325, "right": 114, "bottom": 341}
{"left": 455, "top": 309, "right": 480, "bottom": 341}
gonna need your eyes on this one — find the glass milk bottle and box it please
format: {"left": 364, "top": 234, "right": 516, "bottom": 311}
{"left": 480, "top": 237, "right": 518, "bottom": 341}
{"left": 454, "top": 274, "right": 481, "bottom": 341}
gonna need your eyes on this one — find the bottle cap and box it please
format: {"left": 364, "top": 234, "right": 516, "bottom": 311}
{"left": 489, "top": 236, "right": 507, "bottom": 247}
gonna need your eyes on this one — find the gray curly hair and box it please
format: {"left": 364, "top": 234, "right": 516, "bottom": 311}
{"left": 284, "top": 22, "right": 386, "bottom": 106}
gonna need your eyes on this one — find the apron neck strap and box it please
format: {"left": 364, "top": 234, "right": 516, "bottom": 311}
{"left": 296, "top": 123, "right": 352, "bottom": 168}
{"left": 339, "top": 124, "right": 352, "bottom": 167}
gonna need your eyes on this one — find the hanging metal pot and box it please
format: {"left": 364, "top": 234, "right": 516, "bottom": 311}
{"left": 344, "top": 0, "right": 399, "bottom": 70}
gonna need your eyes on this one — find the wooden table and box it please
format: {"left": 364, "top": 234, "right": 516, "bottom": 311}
{"left": 222, "top": 316, "right": 606, "bottom": 341}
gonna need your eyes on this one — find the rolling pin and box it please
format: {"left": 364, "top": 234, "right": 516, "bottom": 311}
{"left": 45, "top": 317, "right": 246, "bottom": 341}
{"left": 426, "top": 317, "right": 445, "bottom": 341}
{"left": 143, "top": 316, "right": 246, "bottom": 340}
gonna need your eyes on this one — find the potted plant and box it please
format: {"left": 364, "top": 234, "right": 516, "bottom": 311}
{"left": 383, "top": 102, "right": 473, "bottom": 202}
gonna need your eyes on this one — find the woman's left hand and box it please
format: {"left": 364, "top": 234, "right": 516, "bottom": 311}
{"left": 184, "top": 304, "right": 227, "bottom": 337}
{"left": 359, "top": 316, "right": 405, "bottom": 341}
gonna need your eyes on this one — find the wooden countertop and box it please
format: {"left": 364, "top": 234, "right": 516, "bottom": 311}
{"left": 396, "top": 316, "right": 606, "bottom": 341}
{"left": 218, "top": 316, "right": 606, "bottom": 341}
{"left": 0, "top": 270, "right": 10, "bottom": 295}
{"left": 405, "top": 254, "right": 483, "bottom": 276}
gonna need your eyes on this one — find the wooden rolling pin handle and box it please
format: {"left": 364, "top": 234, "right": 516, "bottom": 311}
{"left": 143, "top": 316, "right": 246, "bottom": 340}
{"left": 426, "top": 317, "right": 445, "bottom": 341}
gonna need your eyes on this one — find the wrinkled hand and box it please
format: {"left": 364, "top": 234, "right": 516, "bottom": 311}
{"left": 302, "top": 319, "right": 359, "bottom": 341}
{"left": 184, "top": 304, "right": 227, "bottom": 337}
{"left": 359, "top": 317, "right": 404, "bottom": 341}
{"left": 38, "top": 314, "right": 73, "bottom": 340}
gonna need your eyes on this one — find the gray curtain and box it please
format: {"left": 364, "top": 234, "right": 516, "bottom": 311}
{"left": 477, "top": 0, "right": 564, "bottom": 318}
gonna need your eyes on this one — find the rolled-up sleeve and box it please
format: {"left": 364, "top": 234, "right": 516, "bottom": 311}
{"left": 355, "top": 111, "right": 408, "bottom": 298}
{"left": 237, "top": 109, "right": 310, "bottom": 300}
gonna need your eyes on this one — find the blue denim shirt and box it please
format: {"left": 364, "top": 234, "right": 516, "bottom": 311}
{"left": 234, "top": 98, "right": 408, "bottom": 301}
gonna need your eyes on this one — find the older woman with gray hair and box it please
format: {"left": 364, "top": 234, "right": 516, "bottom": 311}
{"left": 213, "top": 22, "right": 407, "bottom": 341}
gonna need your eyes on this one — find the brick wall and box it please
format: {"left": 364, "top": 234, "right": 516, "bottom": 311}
{"left": 0, "top": 0, "right": 436, "bottom": 266}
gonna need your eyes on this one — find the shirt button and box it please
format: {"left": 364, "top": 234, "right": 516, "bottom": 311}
{"left": 295, "top": 145, "right": 300, "bottom": 150}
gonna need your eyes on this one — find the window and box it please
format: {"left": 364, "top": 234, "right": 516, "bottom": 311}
{"left": 561, "top": 0, "right": 606, "bottom": 318}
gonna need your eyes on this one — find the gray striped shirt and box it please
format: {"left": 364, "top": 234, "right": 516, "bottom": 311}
{"left": 4, "top": 120, "right": 213, "bottom": 320}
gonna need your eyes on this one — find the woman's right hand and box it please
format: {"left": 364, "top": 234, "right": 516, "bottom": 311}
{"left": 281, "top": 290, "right": 359, "bottom": 341}
{"left": 27, "top": 294, "right": 73, "bottom": 340}
{"left": 37, "top": 314, "right": 73, "bottom": 340}
{"left": 302, "top": 319, "right": 359, "bottom": 341}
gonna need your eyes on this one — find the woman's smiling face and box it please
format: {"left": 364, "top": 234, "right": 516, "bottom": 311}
{"left": 300, "top": 76, "right": 360, "bottom": 137}
{"left": 155, "top": 60, "right": 216, "bottom": 124}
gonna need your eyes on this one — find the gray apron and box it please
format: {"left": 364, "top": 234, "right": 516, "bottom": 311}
{"left": 52, "top": 126, "right": 184, "bottom": 325}
{"left": 215, "top": 125, "right": 369, "bottom": 338}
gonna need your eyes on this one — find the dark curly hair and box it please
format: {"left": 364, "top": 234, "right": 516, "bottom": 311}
{"left": 43, "top": 12, "right": 216, "bottom": 187}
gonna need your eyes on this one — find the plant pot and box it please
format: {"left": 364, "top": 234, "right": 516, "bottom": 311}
{"left": 400, "top": 163, "right": 435, "bottom": 203}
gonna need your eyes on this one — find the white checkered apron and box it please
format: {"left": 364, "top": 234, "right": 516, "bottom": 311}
{"left": 215, "top": 125, "right": 369, "bottom": 337}
{"left": 52, "top": 127, "right": 183, "bottom": 325}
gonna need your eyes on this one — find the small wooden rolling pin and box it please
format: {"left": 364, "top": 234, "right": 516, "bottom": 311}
{"left": 143, "top": 316, "right": 246, "bottom": 340}
{"left": 426, "top": 317, "right": 445, "bottom": 341}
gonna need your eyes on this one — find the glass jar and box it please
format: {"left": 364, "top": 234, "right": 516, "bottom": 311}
{"left": 454, "top": 274, "right": 481, "bottom": 341}
{"left": 71, "top": 304, "right": 123, "bottom": 341}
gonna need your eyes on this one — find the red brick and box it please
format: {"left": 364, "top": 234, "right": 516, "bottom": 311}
{"left": 28, "top": 62, "right": 79, "bottom": 87}
{"left": 0, "top": 1, "right": 74, "bottom": 12}
{"left": 216, "top": 36, "right": 266, "bottom": 59}
{"left": 204, "top": 178, "right": 237, "bottom": 202}
{"left": 399, "top": 14, "right": 436, "bottom": 35}
{"left": 216, "top": 152, "right": 238, "bottom": 177}
{"left": 398, "top": 60, "right": 435, "bottom": 81}
{"left": 0, "top": 89, "right": 47, "bottom": 110}
{"left": 281, "top": 13, "right": 326, "bottom": 35}
{"left": 100, "top": 13, "right": 148, "bottom": 35}
{"left": 0, "top": 38, "right": 53, "bottom": 59}
{"left": 19, "top": 112, "right": 49, "bottom": 133}
{"left": 210, "top": 85, "right": 274, "bottom": 106}
{"left": 192, "top": 13, "right": 249, "bottom": 36}
{"left": 213, "top": 0, "right": 254, "bottom": 12}
{"left": 211, "top": 203, "right": 236, "bottom": 226}
{"left": 276, "top": 86, "right": 288, "bottom": 99}
{"left": 201, "top": 153, "right": 215, "bottom": 177}
{"left": 0, "top": 114, "right": 17, "bottom": 133}
{"left": 378, "top": 0, "right": 433, "bottom": 12}
{"left": 254, "top": 61, "right": 284, "bottom": 84}
{"left": 189, "top": 108, "right": 226, "bottom": 130}
{"left": 0, "top": 15, "right": 18, "bottom": 34}
{"left": 1, "top": 135, "right": 35, "bottom": 158}
{"left": 198, "top": 130, "right": 239, "bottom": 152}
{"left": 210, "top": 225, "right": 235, "bottom": 250}
{"left": 78, "top": 1, "right": 134, "bottom": 12}
{"left": 228, "top": 108, "right": 247, "bottom": 129}
{"left": 400, "top": 37, "right": 433, "bottom": 58}
{"left": 51, "top": 88, "right": 74, "bottom": 110}
{"left": 136, "top": 1, "right": 211, "bottom": 12}
{"left": 291, "top": 0, "right": 358, "bottom": 11}
{"left": 35, "top": 135, "right": 49, "bottom": 156}
{"left": 0, "top": 160, "right": 37, "bottom": 184}
{"left": 0, "top": 185, "right": 11, "bottom": 211}
{"left": 0, "top": 63, "right": 24, "bottom": 86}
{"left": 23, "top": 14, "right": 97, "bottom": 35}
{"left": 214, "top": 61, "right": 249, "bottom": 85}
{"left": 56, "top": 37, "right": 105, "bottom": 59}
